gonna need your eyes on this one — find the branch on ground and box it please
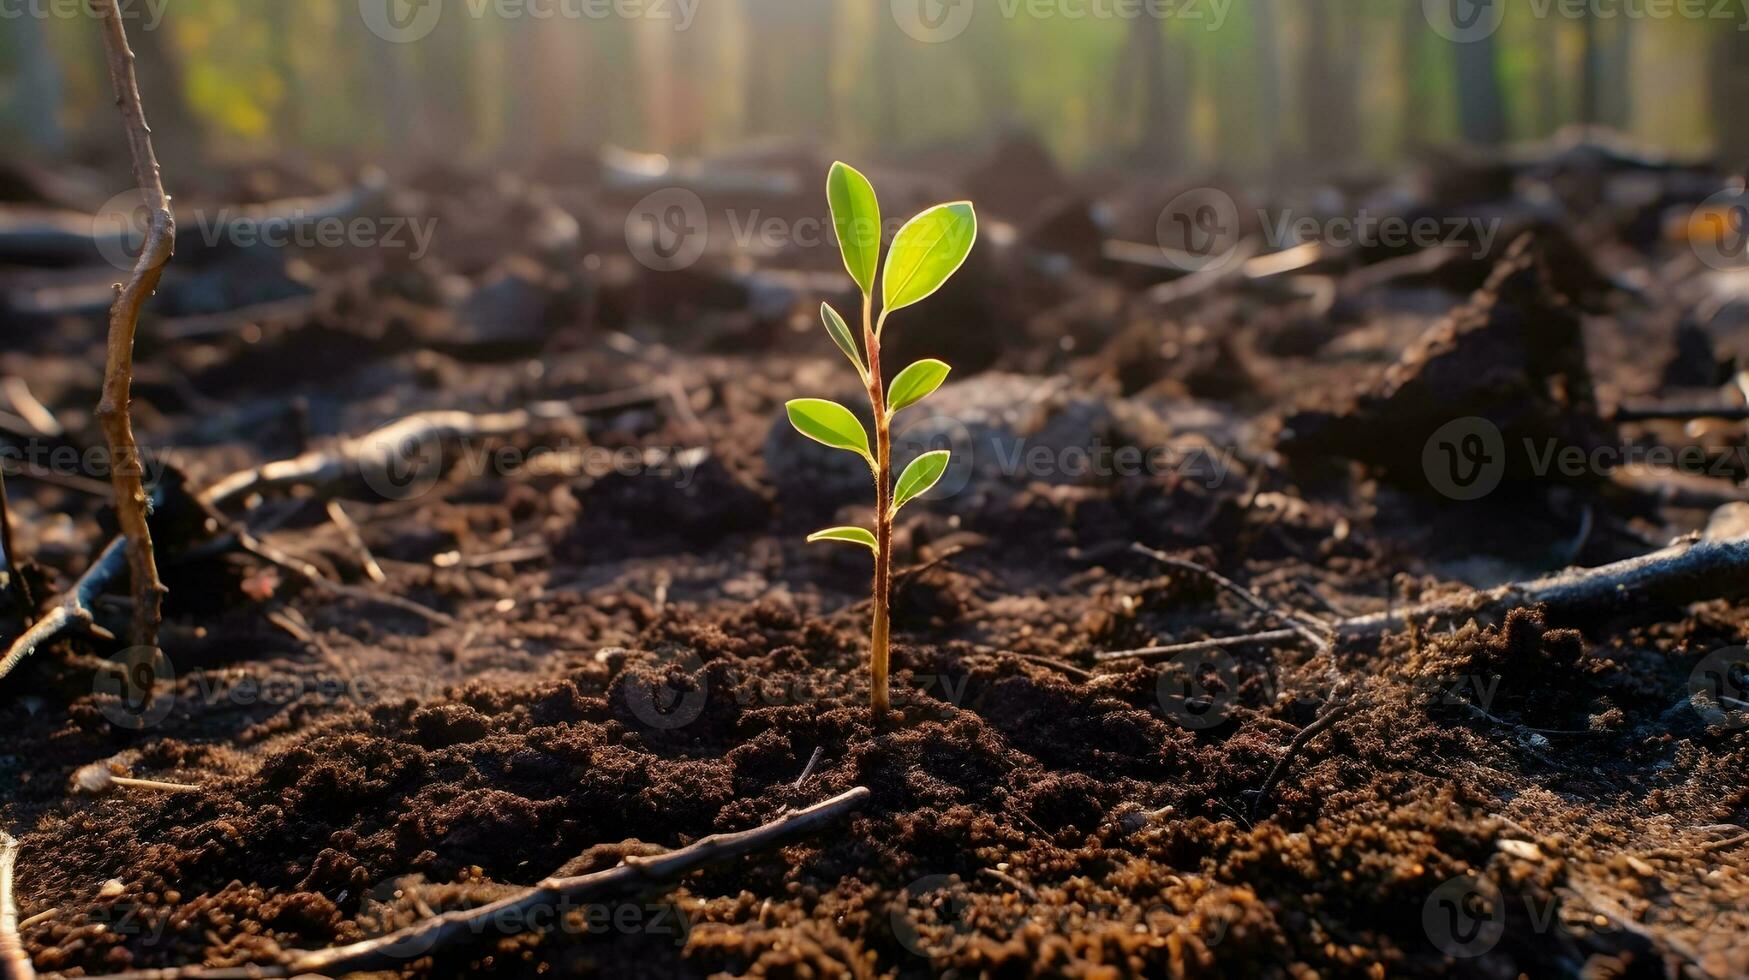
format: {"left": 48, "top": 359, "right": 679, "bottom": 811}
{"left": 71, "top": 787, "right": 872, "bottom": 980}
{"left": 1101, "top": 508, "right": 1749, "bottom": 662}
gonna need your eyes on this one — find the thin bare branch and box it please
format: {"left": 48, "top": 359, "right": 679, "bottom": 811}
{"left": 0, "top": 536, "right": 126, "bottom": 683}
{"left": 1130, "top": 544, "right": 1330, "bottom": 653}
{"left": 95, "top": 0, "right": 174, "bottom": 651}
{"left": 325, "top": 501, "right": 385, "bottom": 584}
{"left": 1251, "top": 684, "right": 1362, "bottom": 819}
{"left": 1101, "top": 525, "right": 1749, "bottom": 663}
{"left": 72, "top": 787, "right": 872, "bottom": 980}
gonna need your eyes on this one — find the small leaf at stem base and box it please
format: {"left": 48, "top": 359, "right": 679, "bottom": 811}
{"left": 892, "top": 450, "right": 951, "bottom": 514}
{"left": 807, "top": 526, "right": 878, "bottom": 550}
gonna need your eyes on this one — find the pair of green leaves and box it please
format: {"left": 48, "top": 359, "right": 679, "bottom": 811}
{"left": 785, "top": 352, "right": 949, "bottom": 462}
{"left": 784, "top": 357, "right": 948, "bottom": 458}
{"left": 803, "top": 448, "right": 951, "bottom": 551}
{"left": 827, "top": 161, "right": 977, "bottom": 314}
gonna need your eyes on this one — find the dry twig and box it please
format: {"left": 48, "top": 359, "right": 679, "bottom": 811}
{"left": 1130, "top": 544, "right": 1330, "bottom": 653}
{"left": 1251, "top": 684, "right": 1362, "bottom": 819}
{"left": 74, "top": 787, "right": 871, "bottom": 980}
{"left": 95, "top": 0, "right": 174, "bottom": 651}
{"left": 324, "top": 500, "right": 385, "bottom": 584}
{"left": 0, "top": 537, "right": 126, "bottom": 683}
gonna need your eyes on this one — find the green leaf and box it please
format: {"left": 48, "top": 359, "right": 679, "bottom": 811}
{"left": 807, "top": 526, "right": 877, "bottom": 550}
{"left": 786, "top": 398, "right": 872, "bottom": 462}
{"left": 892, "top": 450, "right": 951, "bottom": 514}
{"left": 887, "top": 359, "right": 950, "bottom": 414}
{"left": 882, "top": 202, "right": 977, "bottom": 315}
{"left": 820, "top": 303, "right": 866, "bottom": 378}
{"left": 827, "top": 162, "right": 881, "bottom": 297}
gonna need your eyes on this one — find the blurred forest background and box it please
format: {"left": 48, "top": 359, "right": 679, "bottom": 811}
{"left": 2, "top": 0, "right": 1748, "bottom": 179}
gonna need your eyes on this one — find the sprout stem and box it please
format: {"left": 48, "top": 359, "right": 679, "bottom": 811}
{"left": 863, "top": 294, "right": 892, "bottom": 717}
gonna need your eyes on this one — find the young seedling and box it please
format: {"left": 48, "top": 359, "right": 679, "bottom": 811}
{"left": 787, "top": 163, "right": 976, "bottom": 717}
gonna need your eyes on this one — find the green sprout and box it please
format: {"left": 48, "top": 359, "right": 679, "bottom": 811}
{"left": 786, "top": 162, "right": 977, "bottom": 717}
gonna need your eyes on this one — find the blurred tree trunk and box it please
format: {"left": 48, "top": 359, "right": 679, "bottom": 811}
{"left": 1580, "top": 15, "right": 1633, "bottom": 130}
{"left": 1397, "top": 1, "right": 1429, "bottom": 154}
{"left": 505, "top": 18, "right": 554, "bottom": 161}
{"left": 1580, "top": 9, "right": 1601, "bottom": 124}
{"left": 267, "top": 0, "right": 302, "bottom": 147}
{"left": 4, "top": 13, "right": 64, "bottom": 155}
{"left": 1299, "top": 0, "right": 1358, "bottom": 169}
{"left": 417, "top": 11, "right": 478, "bottom": 154}
{"left": 366, "top": 32, "right": 417, "bottom": 157}
{"left": 1253, "top": 0, "right": 1284, "bottom": 174}
{"left": 1710, "top": 11, "right": 1749, "bottom": 168}
{"left": 1115, "top": 17, "right": 1185, "bottom": 169}
{"left": 1533, "top": 22, "right": 1562, "bottom": 137}
{"left": 871, "top": 19, "right": 900, "bottom": 148}
{"left": 740, "top": 0, "right": 833, "bottom": 140}
{"left": 1452, "top": 2, "right": 1507, "bottom": 144}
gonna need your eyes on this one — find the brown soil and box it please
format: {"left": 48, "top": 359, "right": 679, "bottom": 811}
{"left": 1, "top": 139, "right": 1746, "bottom": 978}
